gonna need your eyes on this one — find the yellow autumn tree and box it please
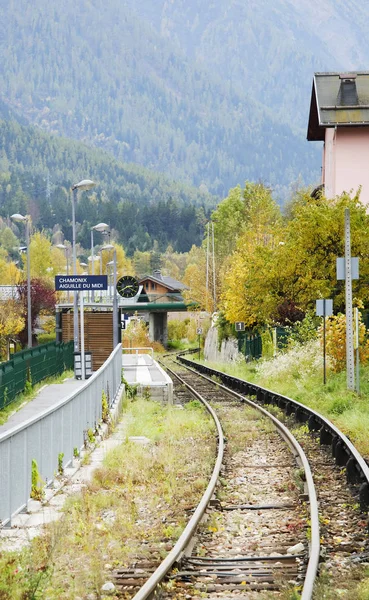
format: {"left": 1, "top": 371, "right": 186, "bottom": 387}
{"left": 0, "top": 250, "right": 22, "bottom": 285}
{"left": 219, "top": 184, "right": 283, "bottom": 326}
{"left": 323, "top": 312, "right": 369, "bottom": 373}
{"left": 182, "top": 245, "right": 211, "bottom": 311}
{"left": 100, "top": 242, "right": 134, "bottom": 280}
{"left": 219, "top": 187, "right": 369, "bottom": 328}
{"left": 0, "top": 300, "right": 24, "bottom": 360}
{"left": 133, "top": 250, "right": 151, "bottom": 278}
{"left": 29, "top": 231, "right": 53, "bottom": 279}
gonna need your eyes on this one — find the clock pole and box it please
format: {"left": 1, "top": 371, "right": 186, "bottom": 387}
{"left": 113, "top": 249, "right": 118, "bottom": 347}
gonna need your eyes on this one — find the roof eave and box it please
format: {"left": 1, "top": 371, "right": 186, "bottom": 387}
{"left": 307, "top": 77, "right": 325, "bottom": 141}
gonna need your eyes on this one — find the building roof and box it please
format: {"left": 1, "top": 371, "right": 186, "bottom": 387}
{"left": 139, "top": 270, "right": 188, "bottom": 292}
{"left": 307, "top": 72, "right": 369, "bottom": 141}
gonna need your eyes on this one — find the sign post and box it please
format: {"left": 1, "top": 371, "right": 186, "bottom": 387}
{"left": 336, "top": 209, "right": 359, "bottom": 390}
{"left": 345, "top": 209, "right": 354, "bottom": 390}
{"left": 55, "top": 275, "right": 108, "bottom": 292}
{"left": 196, "top": 327, "right": 203, "bottom": 360}
{"left": 55, "top": 276, "right": 108, "bottom": 379}
{"left": 354, "top": 307, "right": 360, "bottom": 394}
{"left": 316, "top": 299, "right": 333, "bottom": 385}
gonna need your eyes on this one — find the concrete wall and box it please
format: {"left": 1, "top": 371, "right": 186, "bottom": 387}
{"left": 204, "top": 326, "right": 242, "bottom": 363}
{"left": 148, "top": 312, "right": 168, "bottom": 345}
{"left": 324, "top": 127, "right": 369, "bottom": 204}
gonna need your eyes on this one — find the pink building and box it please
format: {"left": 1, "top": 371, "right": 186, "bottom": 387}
{"left": 307, "top": 72, "right": 369, "bottom": 204}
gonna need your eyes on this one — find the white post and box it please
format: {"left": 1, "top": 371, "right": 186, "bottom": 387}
{"left": 90, "top": 228, "right": 95, "bottom": 302}
{"left": 354, "top": 307, "right": 360, "bottom": 394}
{"left": 113, "top": 249, "right": 118, "bottom": 347}
{"left": 212, "top": 222, "right": 216, "bottom": 312}
{"left": 25, "top": 219, "right": 32, "bottom": 348}
{"left": 100, "top": 250, "right": 103, "bottom": 302}
{"left": 80, "top": 292, "right": 85, "bottom": 381}
{"left": 66, "top": 247, "right": 70, "bottom": 303}
{"left": 206, "top": 223, "right": 209, "bottom": 312}
{"left": 345, "top": 208, "right": 355, "bottom": 390}
{"left": 72, "top": 188, "right": 79, "bottom": 353}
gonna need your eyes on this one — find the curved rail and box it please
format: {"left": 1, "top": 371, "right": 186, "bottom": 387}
{"left": 178, "top": 354, "right": 369, "bottom": 497}
{"left": 175, "top": 357, "right": 320, "bottom": 600}
{"left": 131, "top": 367, "right": 225, "bottom": 600}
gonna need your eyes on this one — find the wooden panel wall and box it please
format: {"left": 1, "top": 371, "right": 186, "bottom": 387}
{"left": 61, "top": 312, "right": 114, "bottom": 370}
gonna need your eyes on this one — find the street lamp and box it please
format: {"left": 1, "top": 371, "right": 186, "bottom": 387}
{"left": 11, "top": 213, "right": 32, "bottom": 348}
{"left": 101, "top": 244, "right": 118, "bottom": 347}
{"left": 56, "top": 243, "right": 70, "bottom": 302}
{"left": 55, "top": 243, "right": 69, "bottom": 275}
{"left": 107, "top": 260, "right": 114, "bottom": 300}
{"left": 90, "top": 224, "right": 108, "bottom": 301}
{"left": 70, "top": 180, "right": 96, "bottom": 353}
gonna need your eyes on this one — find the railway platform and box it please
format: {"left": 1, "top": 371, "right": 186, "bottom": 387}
{"left": 122, "top": 351, "right": 173, "bottom": 403}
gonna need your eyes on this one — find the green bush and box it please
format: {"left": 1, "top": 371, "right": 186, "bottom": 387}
{"left": 37, "top": 333, "right": 56, "bottom": 345}
{"left": 285, "top": 312, "right": 319, "bottom": 348}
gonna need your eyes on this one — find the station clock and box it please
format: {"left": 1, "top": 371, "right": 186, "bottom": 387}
{"left": 116, "top": 275, "right": 139, "bottom": 298}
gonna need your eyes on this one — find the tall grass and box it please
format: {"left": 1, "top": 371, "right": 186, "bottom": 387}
{"left": 0, "top": 396, "right": 215, "bottom": 599}
{"left": 203, "top": 338, "right": 369, "bottom": 456}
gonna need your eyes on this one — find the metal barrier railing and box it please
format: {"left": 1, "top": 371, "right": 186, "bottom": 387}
{"left": 0, "top": 344, "right": 122, "bottom": 527}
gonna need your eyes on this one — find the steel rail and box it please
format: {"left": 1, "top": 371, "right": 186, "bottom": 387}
{"left": 175, "top": 358, "right": 320, "bottom": 600}
{"left": 131, "top": 366, "right": 225, "bottom": 600}
{"left": 178, "top": 354, "right": 369, "bottom": 492}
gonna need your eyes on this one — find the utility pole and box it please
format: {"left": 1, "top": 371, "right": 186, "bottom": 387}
{"left": 206, "top": 223, "right": 210, "bottom": 313}
{"left": 344, "top": 208, "right": 355, "bottom": 390}
{"left": 212, "top": 222, "right": 216, "bottom": 312}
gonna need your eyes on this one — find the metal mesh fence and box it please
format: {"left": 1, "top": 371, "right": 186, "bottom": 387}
{"left": 0, "top": 341, "right": 74, "bottom": 410}
{"left": 237, "top": 327, "right": 290, "bottom": 361}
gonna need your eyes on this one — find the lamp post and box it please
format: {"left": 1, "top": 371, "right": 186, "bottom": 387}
{"left": 70, "top": 180, "right": 96, "bottom": 354}
{"left": 101, "top": 244, "right": 118, "bottom": 347}
{"left": 88, "top": 255, "right": 101, "bottom": 302}
{"left": 56, "top": 243, "right": 70, "bottom": 302}
{"left": 90, "top": 223, "right": 109, "bottom": 301}
{"left": 77, "top": 262, "right": 88, "bottom": 380}
{"left": 107, "top": 260, "right": 114, "bottom": 300}
{"left": 11, "top": 213, "right": 32, "bottom": 348}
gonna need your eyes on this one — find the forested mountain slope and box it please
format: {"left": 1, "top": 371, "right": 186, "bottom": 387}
{"left": 0, "top": 120, "right": 214, "bottom": 253}
{"left": 0, "top": 0, "right": 321, "bottom": 198}
{"left": 131, "top": 0, "right": 369, "bottom": 134}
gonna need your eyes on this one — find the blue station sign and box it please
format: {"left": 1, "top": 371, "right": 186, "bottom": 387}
{"left": 55, "top": 275, "right": 108, "bottom": 291}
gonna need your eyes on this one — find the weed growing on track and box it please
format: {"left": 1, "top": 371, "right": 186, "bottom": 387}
{"left": 201, "top": 338, "right": 369, "bottom": 456}
{"left": 199, "top": 340, "right": 369, "bottom": 599}
{"left": 0, "top": 396, "right": 215, "bottom": 599}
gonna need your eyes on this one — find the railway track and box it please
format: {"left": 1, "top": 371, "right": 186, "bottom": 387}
{"left": 112, "top": 352, "right": 369, "bottom": 599}
{"left": 113, "top": 354, "right": 320, "bottom": 599}
{"left": 177, "top": 354, "right": 369, "bottom": 595}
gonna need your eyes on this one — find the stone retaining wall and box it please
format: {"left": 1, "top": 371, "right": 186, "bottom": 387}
{"left": 204, "top": 326, "right": 242, "bottom": 363}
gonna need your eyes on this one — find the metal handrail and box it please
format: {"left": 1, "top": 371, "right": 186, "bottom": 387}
{"left": 0, "top": 345, "right": 122, "bottom": 526}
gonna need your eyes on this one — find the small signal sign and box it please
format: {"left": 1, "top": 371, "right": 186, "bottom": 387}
{"left": 196, "top": 328, "right": 203, "bottom": 335}
{"left": 235, "top": 321, "right": 245, "bottom": 332}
